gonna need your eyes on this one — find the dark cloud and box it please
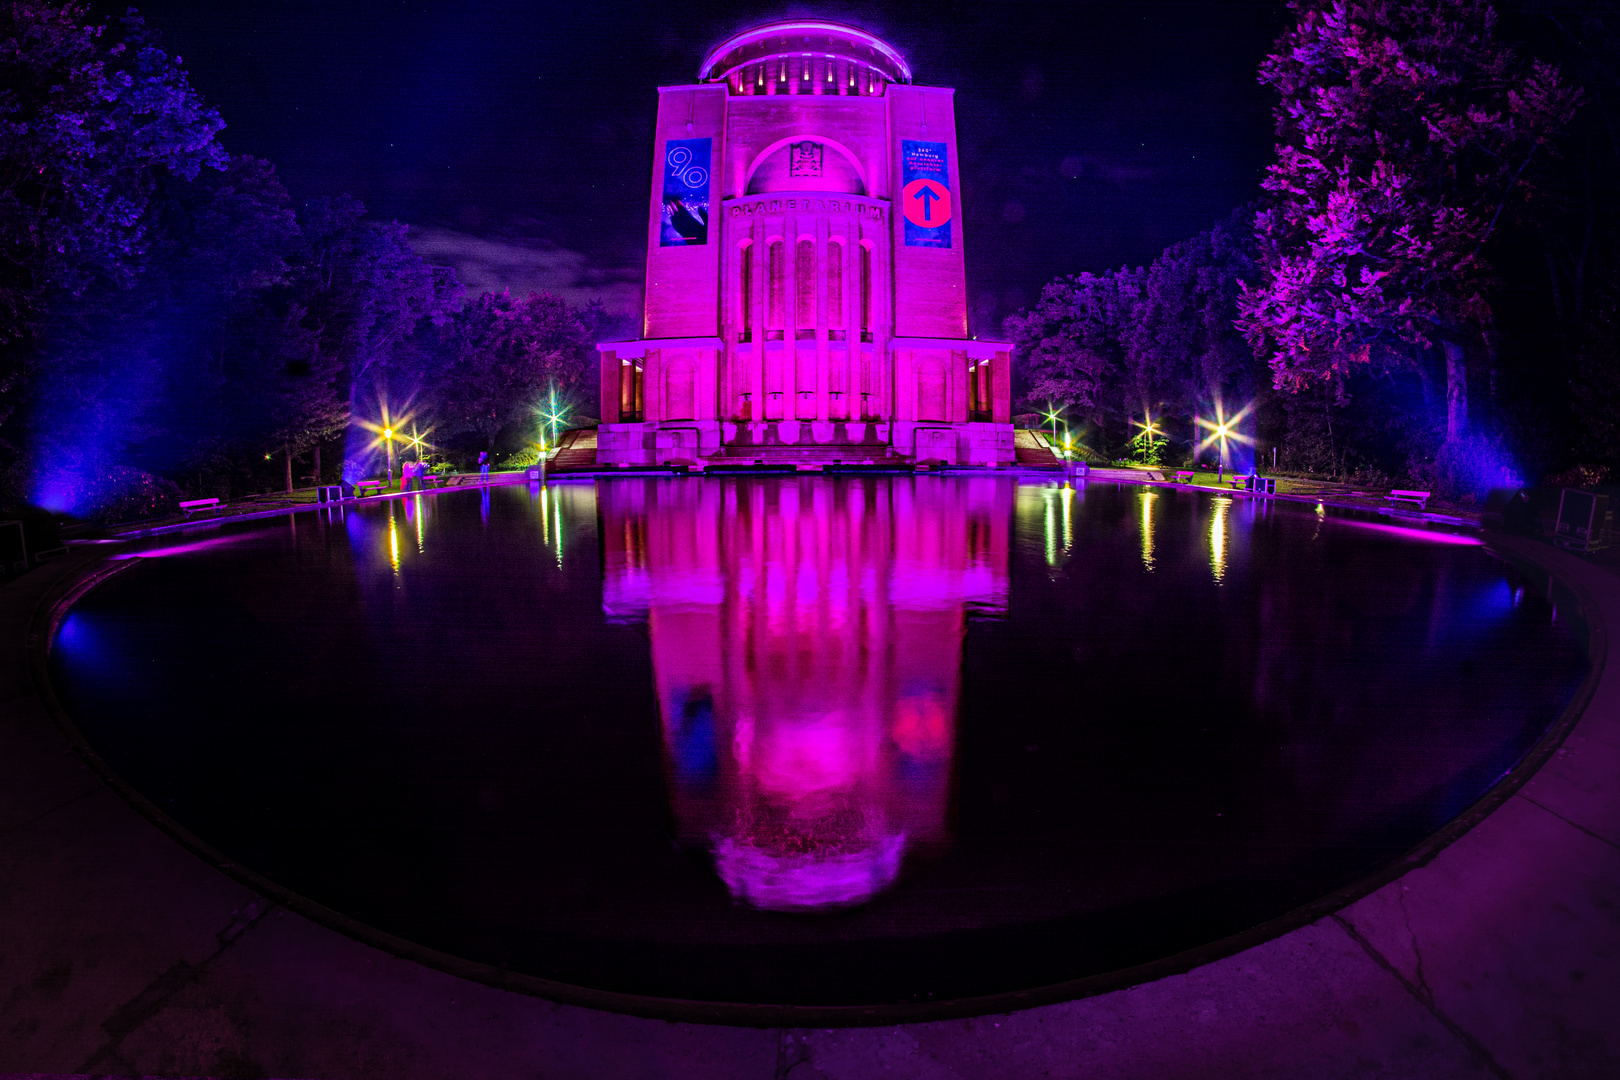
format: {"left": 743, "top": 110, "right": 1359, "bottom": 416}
{"left": 118, "top": 0, "right": 1288, "bottom": 336}
{"left": 408, "top": 226, "right": 642, "bottom": 313}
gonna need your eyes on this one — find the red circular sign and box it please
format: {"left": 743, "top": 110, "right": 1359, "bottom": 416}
{"left": 902, "top": 178, "right": 952, "bottom": 229}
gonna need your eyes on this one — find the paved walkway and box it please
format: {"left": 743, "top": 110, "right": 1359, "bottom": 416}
{"left": 1, "top": 532, "right": 1616, "bottom": 1079}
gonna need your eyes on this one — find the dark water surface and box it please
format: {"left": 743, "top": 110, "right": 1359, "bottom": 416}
{"left": 51, "top": 477, "right": 1589, "bottom": 1005}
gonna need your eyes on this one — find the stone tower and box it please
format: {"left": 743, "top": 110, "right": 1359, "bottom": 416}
{"left": 597, "top": 20, "right": 1013, "bottom": 467}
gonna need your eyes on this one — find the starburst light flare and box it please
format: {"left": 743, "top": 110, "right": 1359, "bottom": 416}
{"left": 1194, "top": 400, "right": 1256, "bottom": 468}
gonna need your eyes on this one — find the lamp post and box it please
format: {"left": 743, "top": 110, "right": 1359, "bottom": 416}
{"left": 1131, "top": 411, "right": 1162, "bottom": 465}
{"left": 1043, "top": 407, "right": 1064, "bottom": 461}
{"left": 383, "top": 427, "right": 395, "bottom": 488}
{"left": 1195, "top": 402, "right": 1253, "bottom": 488}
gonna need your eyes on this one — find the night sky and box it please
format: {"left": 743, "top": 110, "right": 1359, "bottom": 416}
{"left": 100, "top": 0, "right": 1289, "bottom": 335}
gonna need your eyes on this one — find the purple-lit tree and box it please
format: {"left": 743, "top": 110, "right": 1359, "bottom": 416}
{"left": 1238, "top": 0, "right": 1580, "bottom": 444}
{"left": 1004, "top": 212, "right": 1259, "bottom": 455}
{"left": 279, "top": 196, "right": 458, "bottom": 484}
{"left": 1004, "top": 268, "right": 1135, "bottom": 425}
{"left": 436, "top": 290, "right": 591, "bottom": 457}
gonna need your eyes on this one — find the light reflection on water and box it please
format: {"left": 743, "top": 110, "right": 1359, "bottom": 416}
{"left": 600, "top": 477, "right": 1011, "bottom": 911}
{"left": 1210, "top": 496, "right": 1231, "bottom": 584}
{"left": 530, "top": 481, "right": 565, "bottom": 566}
{"left": 1140, "top": 490, "right": 1157, "bottom": 573}
{"left": 1038, "top": 483, "right": 1077, "bottom": 566}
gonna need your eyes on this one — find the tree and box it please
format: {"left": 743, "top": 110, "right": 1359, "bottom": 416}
{"left": 0, "top": 2, "right": 227, "bottom": 425}
{"left": 1003, "top": 268, "right": 1135, "bottom": 428}
{"left": 1238, "top": 0, "right": 1580, "bottom": 443}
{"left": 278, "top": 197, "right": 458, "bottom": 484}
{"left": 1004, "top": 213, "right": 1260, "bottom": 455}
{"left": 24, "top": 152, "right": 296, "bottom": 509}
{"left": 436, "top": 290, "right": 591, "bottom": 455}
{"left": 1130, "top": 209, "right": 1260, "bottom": 415}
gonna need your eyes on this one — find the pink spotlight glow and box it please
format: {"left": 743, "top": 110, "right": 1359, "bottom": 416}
{"left": 1325, "top": 518, "right": 1483, "bottom": 546}
{"left": 111, "top": 534, "right": 258, "bottom": 560}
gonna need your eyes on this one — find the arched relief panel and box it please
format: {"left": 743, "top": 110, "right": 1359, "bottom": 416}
{"left": 917, "top": 358, "right": 947, "bottom": 422}
{"left": 744, "top": 136, "right": 868, "bottom": 196}
{"left": 665, "top": 358, "right": 696, "bottom": 420}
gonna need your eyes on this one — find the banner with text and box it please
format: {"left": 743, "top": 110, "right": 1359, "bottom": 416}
{"left": 901, "top": 140, "right": 952, "bottom": 248}
{"left": 661, "top": 138, "right": 711, "bottom": 246}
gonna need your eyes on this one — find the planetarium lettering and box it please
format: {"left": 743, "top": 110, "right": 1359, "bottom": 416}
{"left": 788, "top": 141, "right": 823, "bottom": 177}
{"left": 729, "top": 200, "right": 884, "bottom": 220}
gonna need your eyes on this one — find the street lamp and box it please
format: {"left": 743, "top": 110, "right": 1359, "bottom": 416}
{"left": 1194, "top": 401, "right": 1255, "bottom": 485}
{"left": 1130, "top": 411, "right": 1163, "bottom": 464}
{"left": 538, "top": 386, "right": 569, "bottom": 458}
{"left": 1043, "top": 406, "right": 1064, "bottom": 455}
{"left": 383, "top": 426, "right": 395, "bottom": 488}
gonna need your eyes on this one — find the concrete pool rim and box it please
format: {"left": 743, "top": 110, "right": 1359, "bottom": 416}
{"left": 23, "top": 516, "right": 1604, "bottom": 1028}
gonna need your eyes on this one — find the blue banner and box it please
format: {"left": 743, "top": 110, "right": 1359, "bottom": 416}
{"left": 660, "top": 138, "right": 710, "bottom": 246}
{"left": 901, "top": 140, "right": 952, "bottom": 248}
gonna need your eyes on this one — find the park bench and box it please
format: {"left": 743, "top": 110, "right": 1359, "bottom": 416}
{"left": 355, "top": 480, "right": 383, "bottom": 496}
{"left": 1386, "top": 488, "right": 1431, "bottom": 510}
{"left": 179, "top": 498, "right": 222, "bottom": 517}
{"left": 1175, "top": 470, "right": 1195, "bottom": 483}
{"left": 1227, "top": 475, "right": 1278, "bottom": 495}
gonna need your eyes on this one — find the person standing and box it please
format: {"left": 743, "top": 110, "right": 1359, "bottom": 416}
{"left": 478, "top": 450, "right": 489, "bottom": 483}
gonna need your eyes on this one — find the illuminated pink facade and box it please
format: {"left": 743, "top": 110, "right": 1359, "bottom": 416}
{"left": 601, "top": 477, "right": 1012, "bottom": 910}
{"left": 597, "top": 21, "right": 1014, "bottom": 468}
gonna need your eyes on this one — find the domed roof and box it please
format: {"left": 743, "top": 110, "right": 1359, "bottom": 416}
{"left": 699, "top": 21, "right": 912, "bottom": 85}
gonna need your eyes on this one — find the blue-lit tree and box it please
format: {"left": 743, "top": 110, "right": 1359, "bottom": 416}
{"left": 0, "top": 2, "right": 229, "bottom": 420}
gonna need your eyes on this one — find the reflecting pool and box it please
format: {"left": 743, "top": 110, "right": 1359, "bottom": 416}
{"left": 50, "top": 477, "right": 1590, "bottom": 1006}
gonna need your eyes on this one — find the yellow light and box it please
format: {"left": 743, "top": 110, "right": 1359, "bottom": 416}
{"left": 384, "top": 428, "right": 393, "bottom": 440}
{"left": 1210, "top": 497, "right": 1231, "bottom": 584}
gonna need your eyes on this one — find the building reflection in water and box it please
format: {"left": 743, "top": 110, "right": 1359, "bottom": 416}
{"left": 600, "top": 476, "right": 1011, "bottom": 912}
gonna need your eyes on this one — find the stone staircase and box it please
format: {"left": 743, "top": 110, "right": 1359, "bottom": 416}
{"left": 551, "top": 429, "right": 597, "bottom": 471}
{"left": 708, "top": 442, "right": 905, "bottom": 467}
{"left": 1014, "top": 429, "right": 1063, "bottom": 469}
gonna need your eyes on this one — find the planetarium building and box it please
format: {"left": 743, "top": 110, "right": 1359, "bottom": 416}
{"left": 597, "top": 21, "right": 1014, "bottom": 467}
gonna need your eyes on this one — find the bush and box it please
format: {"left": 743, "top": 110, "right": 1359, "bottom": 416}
{"left": 1128, "top": 430, "right": 1165, "bottom": 467}
{"left": 47, "top": 466, "right": 183, "bottom": 525}
{"left": 1545, "top": 464, "right": 1610, "bottom": 489}
{"left": 498, "top": 446, "right": 541, "bottom": 469}
{"left": 1349, "top": 465, "right": 1392, "bottom": 489}
{"left": 1407, "top": 436, "right": 1518, "bottom": 504}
